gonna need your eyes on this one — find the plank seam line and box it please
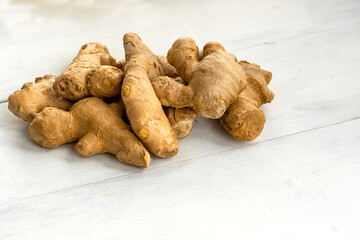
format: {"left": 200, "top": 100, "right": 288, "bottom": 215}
{"left": 287, "top": 20, "right": 360, "bottom": 39}
{"left": 1, "top": 117, "right": 359, "bottom": 209}
{"left": 232, "top": 21, "right": 360, "bottom": 51}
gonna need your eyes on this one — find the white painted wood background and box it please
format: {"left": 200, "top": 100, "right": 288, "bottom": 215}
{"left": 0, "top": 0, "right": 359, "bottom": 239}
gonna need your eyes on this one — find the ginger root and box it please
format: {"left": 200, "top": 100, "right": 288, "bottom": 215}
{"left": 121, "top": 33, "right": 178, "bottom": 157}
{"left": 117, "top": 55, "right": 177, "bottom": 78}
{"left": 164, "top": 107, "right": 197, "bottom": 139}
{"left": 152, "top": 37, "right": 247, "bottom": 119}
{"left": 220, "top": 61, "right": 274, "bottom": 141}
{"left": 54, "top": 42, "right": 123, "bottom": 100}
{"left": 7, "top": 34, "right": 275, "bottom": 169}
{"left": 114, "top": 56, "right": 197, "bottom": 139}
{"left": 105, "top": 95, "right": 196, "bottom": 139}
{"left": 8, "top": 75, "right": 73, "bottom": 122}
{"left": 164, "top": 77, "right": 197, "bottom": 139}
{"left": 156, "top": 55, "right": 178, "bottom": 78}
{"left": 28, "top": 97, "right": 150, "bottom": 167}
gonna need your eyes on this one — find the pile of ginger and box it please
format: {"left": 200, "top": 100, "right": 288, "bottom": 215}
{"left": 8, "top": 33, "right": 274, "bottom": 168}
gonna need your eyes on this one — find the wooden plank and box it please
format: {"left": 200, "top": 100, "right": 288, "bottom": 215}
{"left": 0, "top": 119, "right": 359, "bottom": 239}
{"left": 1, "top": 0, "right": 359, "bottom": 100}
{"left": 1, "top": 22, "right": 359, "bottom": 206}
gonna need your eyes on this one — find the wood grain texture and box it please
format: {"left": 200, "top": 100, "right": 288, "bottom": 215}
{"left": 0, "top": 0, "right": 360, "bottom": 239}
{"left": 0, "top": 120, "right": 359, "bottom": 240}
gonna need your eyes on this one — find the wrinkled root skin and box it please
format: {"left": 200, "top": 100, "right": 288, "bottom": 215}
{"left": 156, "top": 55, "right": 178, "bottom": 78}
{"left": 164, "top": 107, "right": 197, "bottom": 139}
{"left": 87, "top": 65, "right": 123, "bottom": 98}
{"left": 8, "top": 75, "right": 73, "bottom": 122}
{"left": 54, "top": 42, "right": 123, "bottom": 101}
{"left": 112, "top": 56, "right": 196, "bottom": 139}
{"left": 152, "top": 37, "right": 246, "bottom": 119}
{"left": 121, "top": 33, "right": 179, "bottom": 158}
{"left": 28, "top": 97, "right": 150, "bottom": 168}
{"left": 220, "top": 61, "right": 274, "bottom": 141}
{"left": 220, "top": 100, "right": 266, "bottom": 141}
{"left": 152, "top": 76, "right": 194, "bottom": 108}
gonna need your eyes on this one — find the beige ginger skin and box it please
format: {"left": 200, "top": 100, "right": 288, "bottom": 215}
{"left": 118, "top": 55, "right": 177, "bottom": 78}
{"left": 28, "top": 97, "right": 151, "bottom": 168}
{"left": 164, "top": 107, "right": 197, "bottom": 139}
{"left": 121, "top": 33, "right": 178, "bottom": 157}
{"left": 152, "top": 37, "right": 247, "bottom": 119}
{"left": 54, "top": 42, "right": 123, "bottom": 101}
{"left": 114, "top": 55, "right": 197, "bottom": 139}
{"left": 164, "top": 77, "right": 197, "bottom": 139}
{"left": 105, "top": 95, "right": 196, "bottom": 139}
{"left": 8, "top": 75, "right": 73, "bottom": 122}
{"left": 156, "top": 57, "right": 197, "bottom": 138}
{"left": 220, "top": 61, "right": 274, "bottom": 141}
{"left": 156, "top": 55, "right": 178, "bottom": 78}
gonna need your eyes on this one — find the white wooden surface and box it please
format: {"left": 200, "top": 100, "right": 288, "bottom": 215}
{"left": 0, "top": 0, "right": 359, "bottom": 239}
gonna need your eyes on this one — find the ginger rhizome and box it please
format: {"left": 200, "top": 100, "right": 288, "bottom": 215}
{"left": 113, "top": 56, "right": 197, "bottom": 140}
{"left": 156, "top": 55, "right": 178, "bottom": 78}
{"left": 8, "top": 75, "right": 73, "bottom": 122}
{"left": 7, "top": 34, "right": 275, "bottom": 169}
{"left": 164, "top": 107, "right": 197, "bottom": 139}
{"left": 152, "top": 37, "right": 247, "bottom": 119}
{"left": 28, "top": 97, "right": 151, "bottom": 167}
{"left": 117, "top": 55, "right": 176, "bottom": 78}
{"left": 121, "top": 33, "right": 178, "bottom": 157}
{"left": 54, "top": 42, "right": 123, "bottom": 101}
{"left": 156, "top": 56, "right": 197, "bottom": 138}
{"left": 105, "top": 95, "right": 196, "bottom": 139}
{"left": 220, "top": 61, "right": 274, "bottom": 141}
{"left": 163, "top": 77, "right": 197, "bottom": 139}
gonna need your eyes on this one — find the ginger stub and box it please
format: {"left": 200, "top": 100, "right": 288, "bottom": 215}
{"left": 164, "top": 107, "right": 197, "bottom": 139}
{"left": 8, "top": 75, "right": 73, "bottom": 122}
{"left": 54, "top": 42, "right": 123, "bottom": 101}
{"left": 28, "top": 97, "right": 150, "bottom": 168}
{"left": 163, "top": 77, "right": 197, "bottom": 139}
{"left": 220, "top": 61, "right": 274, "bottom": 141}
{"left": 152, "top": 37, "right": 247, "bottom": 119}
{"left": 121, "top": 33, "right": 178, "bottom": 157}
